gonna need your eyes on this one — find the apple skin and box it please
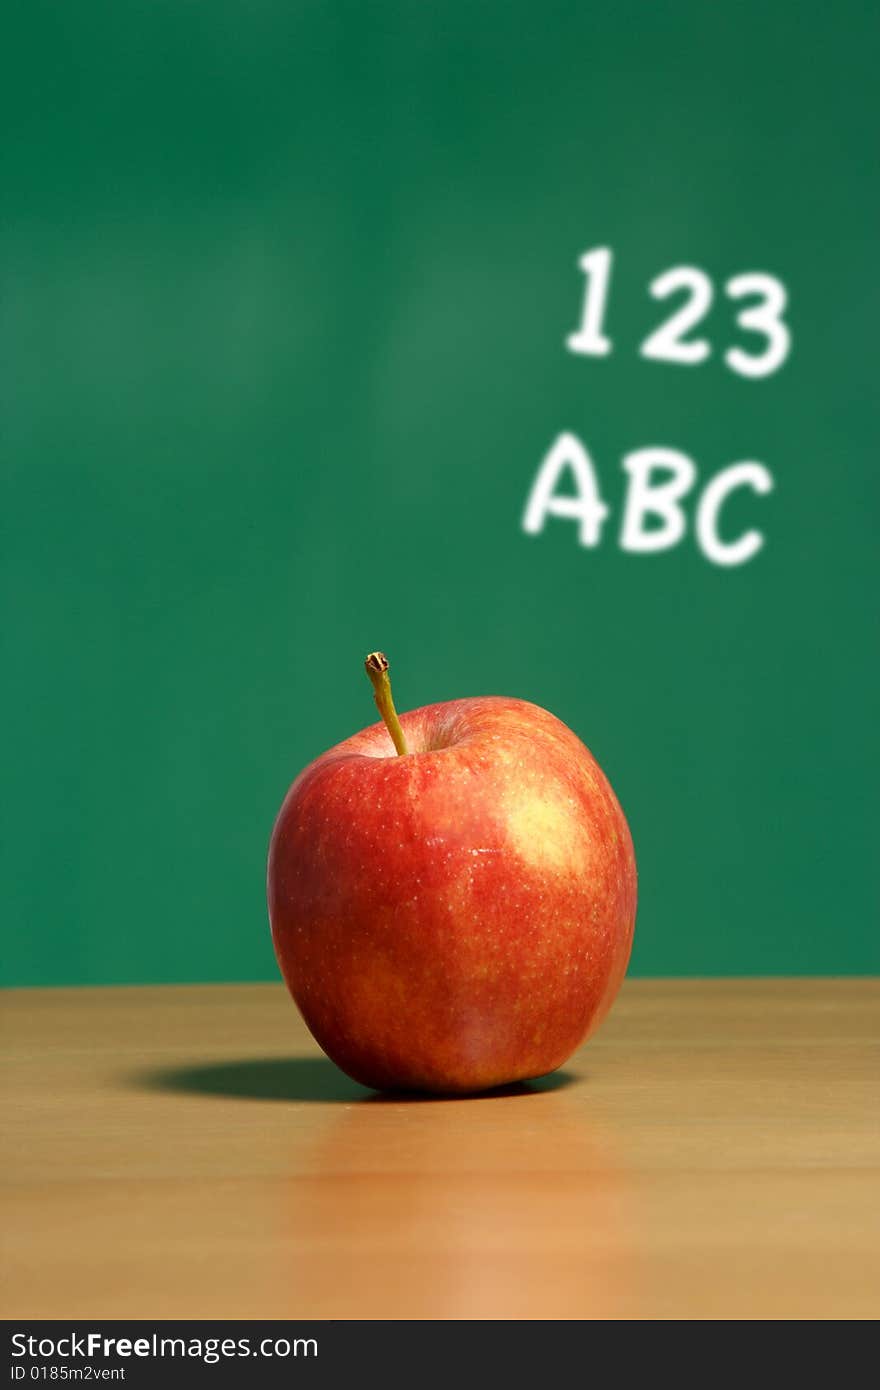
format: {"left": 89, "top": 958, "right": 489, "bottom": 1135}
{"left": 267, "top": 697, "right": 636, "bottom": 1094}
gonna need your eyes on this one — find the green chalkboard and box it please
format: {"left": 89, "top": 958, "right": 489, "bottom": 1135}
{"left": 3, "top": 2, "right": 878, "bottom": 986}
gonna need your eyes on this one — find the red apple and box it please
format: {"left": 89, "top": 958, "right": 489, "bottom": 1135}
{"left": 267, "top": 654, "right": 636, "bottom": 1094}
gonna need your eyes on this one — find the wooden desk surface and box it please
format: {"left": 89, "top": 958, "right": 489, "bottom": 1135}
{"left": 2, "top": 979, "right": 878, "bottom": 1320}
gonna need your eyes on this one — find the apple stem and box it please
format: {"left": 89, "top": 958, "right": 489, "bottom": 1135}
{"left": 364, "top": 652, "right": 409, "bottom": 756}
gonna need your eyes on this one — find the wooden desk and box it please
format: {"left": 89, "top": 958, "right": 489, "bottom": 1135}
{"left": 2, "top": 980, "right": 877, "bottom": 1320}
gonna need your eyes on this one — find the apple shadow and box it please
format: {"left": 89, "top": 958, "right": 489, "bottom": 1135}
{"left": 135, "top": 1056, "right": 576, "bottom": 1104}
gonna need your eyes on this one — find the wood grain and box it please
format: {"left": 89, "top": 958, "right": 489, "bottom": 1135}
{"left": 2, "top": 979, "right": 878, "bottom": 1320}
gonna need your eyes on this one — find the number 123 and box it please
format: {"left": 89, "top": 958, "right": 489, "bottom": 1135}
{"left": 566, "top": 246, "right": 790, "bottom": 379}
